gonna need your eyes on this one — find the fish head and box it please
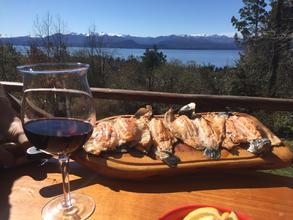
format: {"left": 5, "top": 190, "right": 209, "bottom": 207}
{"left": 134, "top": 105, "right": 153, "bottom": 119}
{"left": 164, "top": 108, "right": 176, "bottom": 124}
{"left": 247, "top": 138, "right": 272, "bottom": 155}
{"left": 178, "top": 102, "right": 196, "bottom": 118}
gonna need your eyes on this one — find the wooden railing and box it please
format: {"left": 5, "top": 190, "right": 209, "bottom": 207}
{"left": 1, "top": 81, "right": 293, "bottom": 112}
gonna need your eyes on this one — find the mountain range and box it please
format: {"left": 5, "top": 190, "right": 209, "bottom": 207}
{"left": 0, "top": 33, "right": 239, "bottom": 50}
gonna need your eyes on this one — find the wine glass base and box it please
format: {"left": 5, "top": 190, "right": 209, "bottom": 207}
{"left": 41, "top": 193, "right": 95, "bottom": 220}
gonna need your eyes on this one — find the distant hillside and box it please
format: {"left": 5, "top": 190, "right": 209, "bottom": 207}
{"left": 0, "top": 33, "right": 239, "bottom": 50}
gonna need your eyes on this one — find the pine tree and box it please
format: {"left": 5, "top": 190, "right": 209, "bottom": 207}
{"left": 230, "top": 0, "right": 293, "bottom": 98}
{"left": 230, "top": 0, "right": 270, "bottom": 97}
{"left": 231, "top": 0, "right": 268, "bottom": 42}
{"left": 267, "top": 0, "right": 293, "bottom": 96}
{"left": 141, "top": 45, "right": 167, "bottom": 90}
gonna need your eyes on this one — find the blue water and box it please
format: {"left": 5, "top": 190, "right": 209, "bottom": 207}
{"left": 15, "top": 46, "right": 241, "bottom": 67}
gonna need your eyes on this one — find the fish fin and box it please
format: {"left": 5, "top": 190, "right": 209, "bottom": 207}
{"left": 157, "top": 151, "right": 180, "bottom": 168}
{"left": 204, "top": 147, "right": 221, "bottom": 160}
{"left": 162, "top": 154, "right": 181, "bottom": 168}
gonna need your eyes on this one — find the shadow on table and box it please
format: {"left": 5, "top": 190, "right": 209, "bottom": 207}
{"left": 40, "top": 162, "right": 293, "bottom": 198}
{"left": 0, "top": 158, "right": 95, "bottom": 220}
{"left": 1, "top": 158, "right": 292, "bottom": 220}
{"left": 89, "top": 169, "right": 293, "bottom": 193}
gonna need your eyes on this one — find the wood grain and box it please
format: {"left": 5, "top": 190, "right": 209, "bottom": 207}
{"left": 73, "top": 144, "right": 293, "bottom": 180}
{"left": 1, "top": 160, "right": 293, "bottom": 220}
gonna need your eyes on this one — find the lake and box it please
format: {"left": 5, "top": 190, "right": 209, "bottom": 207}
{"left": 15, "top": 46, "right": 241, "bottom": 67}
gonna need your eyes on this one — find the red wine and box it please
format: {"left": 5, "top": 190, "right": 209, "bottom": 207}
{"left": 24, "top": 118, "right": 93, "bottom": 155}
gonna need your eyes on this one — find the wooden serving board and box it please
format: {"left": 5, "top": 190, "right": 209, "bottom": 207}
{"left": 72, "top": 114, "right": 293, "bottom": 179}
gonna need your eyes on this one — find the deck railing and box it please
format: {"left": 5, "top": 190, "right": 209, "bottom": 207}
{"left": 1, "top": 81, "right": 293, "bottom": 112}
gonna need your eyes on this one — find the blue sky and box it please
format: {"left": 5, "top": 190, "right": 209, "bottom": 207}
{"left": 0, "top": 0, "right": 246, "bottom": 37}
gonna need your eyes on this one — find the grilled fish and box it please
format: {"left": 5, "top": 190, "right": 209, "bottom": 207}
{"left": 192, "top": 115, "right": 221, "bottom": 159}
{"left": 149, "top": 117, "right": 179, "bottom": 167}
{"left": 83, "top": 121, "right": 118, "bottom": 155}
{"left": 134, "top": 105, "right": 153, "bottom": 152}
{"left": 165, "top": 108, "right": 202, "bottom": 149}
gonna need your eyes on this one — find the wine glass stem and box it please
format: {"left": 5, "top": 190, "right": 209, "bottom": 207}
{"left": 58, "top": 154, "right": 72, "bottom": 209}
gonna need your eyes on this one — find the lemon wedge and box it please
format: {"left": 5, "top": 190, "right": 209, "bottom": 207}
{"left": 221, "top": 211, "right": 239, "bottom": 220}
{"left": 183, "top": 207, "right": 221, "bottom": 220}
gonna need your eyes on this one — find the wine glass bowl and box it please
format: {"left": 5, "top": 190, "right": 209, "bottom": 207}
{"left": 20, "top": 63, "right": 95, "bottom": 126}
{"left": 18, "top": 63, "right": 96, "bottom": 220}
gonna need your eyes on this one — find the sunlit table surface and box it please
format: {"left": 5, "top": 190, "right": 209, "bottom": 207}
{"left": 1, "top": 158, "right": 293, "bottom": 220}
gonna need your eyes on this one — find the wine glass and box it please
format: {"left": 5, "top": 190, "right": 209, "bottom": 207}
{"left": 17, "top": 63, "right": 96, "bottom": 220}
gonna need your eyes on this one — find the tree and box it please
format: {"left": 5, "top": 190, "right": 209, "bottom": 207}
{"left": 86, "top": 23, "right": 107, "bottom": 87}
{"left": 141, "top": 45, "right": 167, "bottom": 90}
{"left": 267, "top": 0, "right": 293, "bottom": 96}
{"left": 0, "top": 41, "right": 22, "bottom": 81}
{"left": 52, "top": 15, "right": 69, "bottom": 62}
{"left": 230, "top": 0, "right": 293, "bottom": 99}
{"left": 142, "top": 45, "right": 166, "bottom": 70}
{"left": 230, "top": 0, "right": 271, "bottom": 97}
{"left": 34, "top": 12, "right": 54, "bottom": 59}
{"left": 33, "top": 12, "right": 68, "bottom": 62}
{"left": 87, "top": 23, "right": 105, "bottom": 57}
{"left": 26, "top": 39, "right": 47, "bottom": 63}
{"left": 231, "top": 0, "right": 269, "bottom": 42}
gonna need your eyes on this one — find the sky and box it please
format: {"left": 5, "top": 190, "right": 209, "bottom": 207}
{"left": 0, "top": 0, "right": 245, "bottom": 37}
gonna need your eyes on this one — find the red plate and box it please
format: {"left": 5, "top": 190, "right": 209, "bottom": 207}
{"left": 159, "top": 204, "right": 251, "bottom": 220}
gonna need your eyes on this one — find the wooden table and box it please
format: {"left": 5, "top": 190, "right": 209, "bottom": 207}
{"left": 1, "top": 159, "right": 293, "bottom": 220}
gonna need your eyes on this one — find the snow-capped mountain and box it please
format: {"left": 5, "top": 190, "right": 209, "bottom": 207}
{"left": 0, "top": 33, "right": 239, "bottom": 49}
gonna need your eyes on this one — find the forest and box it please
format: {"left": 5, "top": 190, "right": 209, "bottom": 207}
{"left": 0, "top": 0, "right": 292, "bottom": 138}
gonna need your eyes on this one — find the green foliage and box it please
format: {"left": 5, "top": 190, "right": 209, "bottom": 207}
{"left": 253, "top": 111, "right": 293, "bottom": 137}
{"left": 26, "top": 41, "right": 48, "bottom": 63}
{"left": 231, "top": 0, "right": 268, "bottom": 41}
{"left": 266, "top": 0, "right": 293, "bottom": 96}
{"left": 230, "top": 0, "right": 293, "bottom": 98}
{"left": 142, "top": 45, "right": 166, "bottom": 70}
{"left": 53, "top": 42, "right": 69, "bottom": 62}
{"left": 151, "top": 62, "right": 198, "bottom": 93}
{"left": 141, "top": 45, "right": 167, "bottom": 90}
{"left": 0, "top": 42, "right": 23, "bottom": 81}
